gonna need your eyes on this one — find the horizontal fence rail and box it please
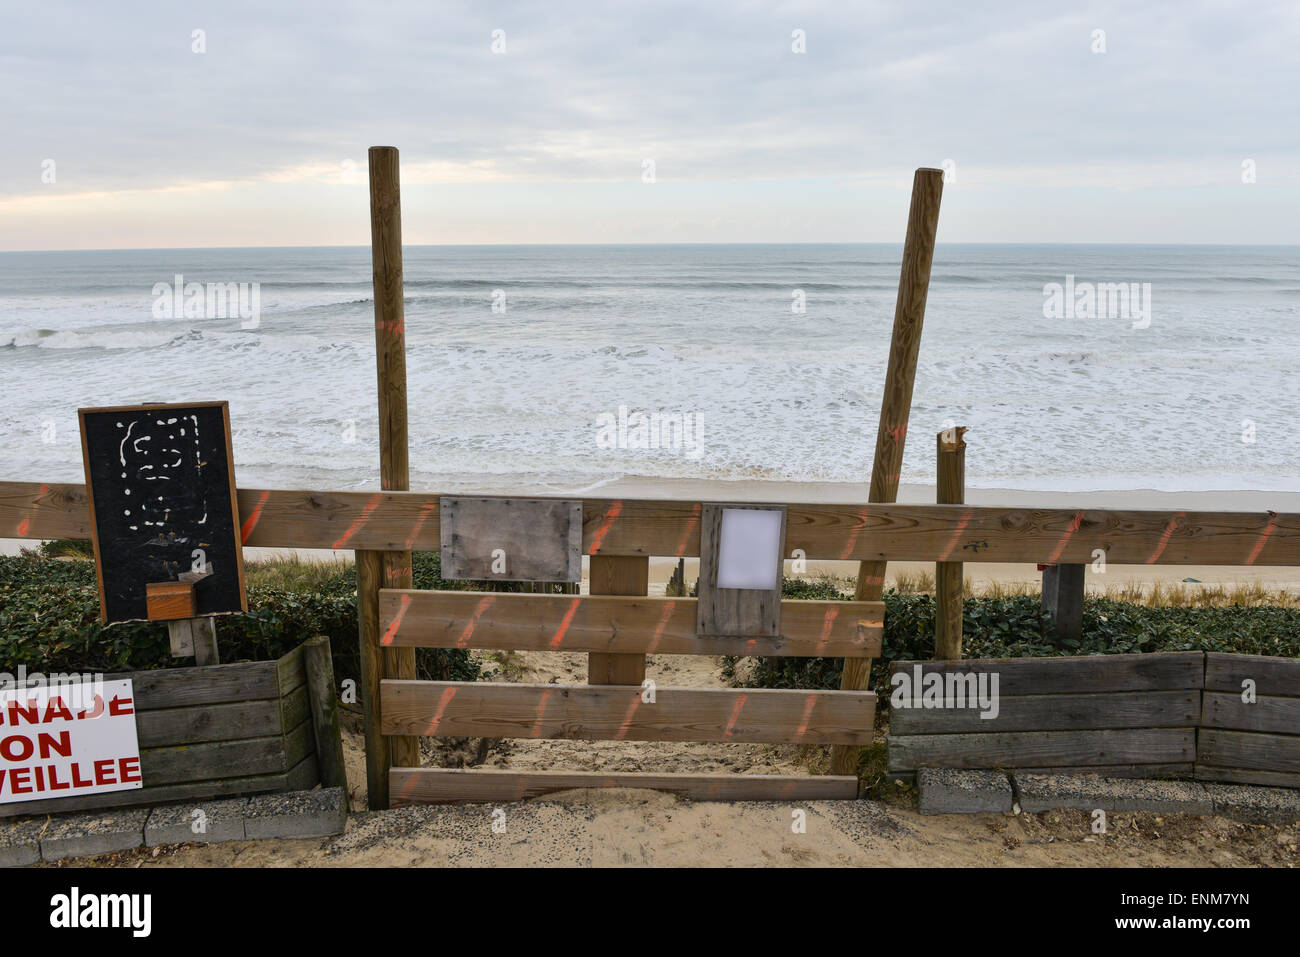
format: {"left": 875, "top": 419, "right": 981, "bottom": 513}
{"left": 380, "top": 680, "right": 877, "bottom": 745}
{"left": 378, "top": 589, "right": 883, "bottom": 657}
{"left": 389, "top": 768, "right": 861, "bottom": 805}
{"left": 5, "top": 481, "right": 1299, "bottom": 566}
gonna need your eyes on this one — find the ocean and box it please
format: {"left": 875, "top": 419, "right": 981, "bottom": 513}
{"left": 1, "top": 243, "right": 1296, "bottom": 494}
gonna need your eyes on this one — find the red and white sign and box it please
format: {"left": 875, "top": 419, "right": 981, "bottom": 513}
{"left": 0, "top": 678, "right": 142, "bottom": 804}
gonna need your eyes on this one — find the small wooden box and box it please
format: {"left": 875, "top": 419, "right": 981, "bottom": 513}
{"left": 145, "top": 581, "right": 197, "bottom": 621}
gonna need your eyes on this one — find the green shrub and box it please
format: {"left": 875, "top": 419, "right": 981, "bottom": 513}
{"left": 0, "top": 551, "right": 496, "bottom": 687}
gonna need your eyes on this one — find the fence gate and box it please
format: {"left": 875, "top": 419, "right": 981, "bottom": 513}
{"left": 376, "top": 495, "right": 883, "bottom": 804}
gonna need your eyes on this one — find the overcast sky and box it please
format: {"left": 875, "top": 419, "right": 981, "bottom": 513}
{"left": 2, "top": 0, "right": 1297, "bottom": 249}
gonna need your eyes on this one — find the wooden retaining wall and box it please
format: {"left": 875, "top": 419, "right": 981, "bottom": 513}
{"left": 1198, "top": 652, "right": 1300, "bottom": 789}
{"left": 1, "top": 642, "right": 325, "bottom": 817}
{"left": 888, "top": 652, "right": 1211, "bottom": 781}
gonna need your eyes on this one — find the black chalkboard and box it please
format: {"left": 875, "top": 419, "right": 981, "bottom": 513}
{"left": 78, "top": 402, "right": 247, "bottom": 624}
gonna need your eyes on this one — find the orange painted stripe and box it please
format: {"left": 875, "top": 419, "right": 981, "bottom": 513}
{"left": 16, "top": 482, "right": 47, "bottom": 537}
{"left": 548, "top": 597, "right": 582, "bottom": 650}
{"left": 794, "top": 694, "right": 818, "bottom": 740}
{"left": 331, "top": 492, "right": 383, "bottom": 549}
{"left": 613, "top": 693, "right": 643, "bottom": 740}
{"left": 587, "top": 500, "right": 623, "bottom": 555}
{"left": 646, "top": 599, "right": 676, "bottom": 654}
{"left": 1047, "top": 510, "right": 1085, "bottom": 564}
{"left": 404, "top": 501, "right": 437, "bottom": 551}
{"left": 722, "top": 694, "right": 748, "bottom": 739}
{"left": 937, "top": 507, "right": 974, "bottom": 562}
{"left": 529, "top": 689, "right": 555, "bottom": 738}
{"left": 239, "top": 489, "right": 270, "bottom": 544}
{"left": 1245, "top": 512, "right": 1278, "bottom": 566}
{"left": 456, "top": 596, "right": 495, "bottom": 648}
{"left": 1146, "top": 511, "right": 1185, "bottom": 564}
{"left": 381, "top": 593, "right": 412, "bottom": 646}
{"left": 838, "top": 507, "right": 870, "bottom": 560}
{"left": 814, "top": 606, "right": 839, "bottom": 657}
{"left": 422, "top": 686, "right": 459, "bottom": 735}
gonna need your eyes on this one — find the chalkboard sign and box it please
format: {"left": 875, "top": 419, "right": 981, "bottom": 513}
{"left": 78, "top": 402, "right": 247, "bottom": 624}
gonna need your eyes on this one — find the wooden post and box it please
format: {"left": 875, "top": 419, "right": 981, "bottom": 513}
{"left": 303, "top": 635, "right": 348, "bottom": 790}
{"left": 831, "top": 168, "right": 944, "bottom": 777}
{"left": 588, "top": 556, "right": 649, "bottom": 685}
{"left": 935, "top": 427, "right": 966, "bottom": 659}
{"left": 358, "top": 145, "right": 419, "bottom": 809}
{"left": 165, "top": 617, "right": 219, "bottom": 665}
{"left": 1042, "top": 563, "right": 1085, "bottom": 646}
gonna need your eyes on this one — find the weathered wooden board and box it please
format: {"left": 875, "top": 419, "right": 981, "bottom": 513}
{"left": 1201, "top": 692, "right": 1300, "bottom": 735}
{"left": 1198, "top": 729, "right": 1300, "bottom": 775}
{"left": 390, "top": 768, "right": 860, "bottom": 805}
{"left": 77, "top": 403, "right": 247, "bottom": 623}
{"left": 134, "top": 694, "right": 287, "bottom": 748}
{"left": 1195, "top": 765, "right": 1300, "bottom": 789}
{"left": 105, "top": 659, "right": 281, "bottom": 709}
{"left": 0, "top": 756, "right": 319, "bottom": 819}
{"left": 586, "top": 554, "right": 649, "bottom": 686}
{"left": 888, "top": 690, "right": 1199, "bottom": 735}
{"left": 440, "top": 496, "right": 582, "bottom": 582}
{"left": 378, "top": 589, "right": 883, "bottom": 657}
{"left": 7, "top": 481, "right": 1298, "bottom": 565}
{"left": 696, "top": 504, "right": 785, "bottom": 638}
{"left": 889, "top": 653, "right": 1204, "bottom": 695}
{"left": 381, "top": 680, "right": 875, "bottom": 745}
{"left": 887, "top": 728, "right": 1195, "bottom": 772}
{"left": 1204, "top": 652, "right": 1300, "bottom": 696}
{"left": 139, "top": 720, "right": 313, "bottom": 787}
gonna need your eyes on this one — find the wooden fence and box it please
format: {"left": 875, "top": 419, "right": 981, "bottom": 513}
{"left": 5, "top": 479, "right": 1298, "bottom": 805}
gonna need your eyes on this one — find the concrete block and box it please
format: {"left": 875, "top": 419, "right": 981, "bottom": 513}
{"left": 1205, "top": 782, "right": 1300, "bottom": 824}
{"left": 145, "top": 797, "right": 249, "bottom": 845}
{"left": 918, "top": 768, "right": 1013, "bottom": 814}
{"left": 39, "top": 807, "right": 149, "bottom": 862}
{"left": 1016, "top": 774, "right": 1213, "bottom": 814}
{"left": 244, "top": 787, "right": 346, "bottom": 839}
{"left": 0, "top": 819, "right": 45, "bottom": 868}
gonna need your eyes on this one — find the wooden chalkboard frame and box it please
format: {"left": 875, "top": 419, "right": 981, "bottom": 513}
{"left": 78, "top": 401, "right": 248, "bottom": 624}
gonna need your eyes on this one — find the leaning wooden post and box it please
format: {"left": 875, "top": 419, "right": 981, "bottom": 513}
{"left": 358, "top": 145, "right": 420, "bottom": 809}
{"left": 934, "top": 427, "right": 967, "bottom": 659}
{"left": 831, "top": 168, "right": 944, "bottom": 777}
{"left": 303, "top": 634, "right": 348, "bottom": 789}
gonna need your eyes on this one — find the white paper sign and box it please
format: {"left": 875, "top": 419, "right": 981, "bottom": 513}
{"left": 0, "top": 677, "right": 142, "bottom": 804}
{"left": 716, "top": 507, "right": 783, "bottom": 590}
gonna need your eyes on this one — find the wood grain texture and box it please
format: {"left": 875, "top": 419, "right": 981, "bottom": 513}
{"left": 356, "top": 549, "right": 391, "bottom": 809}
{"left": 888, "top": 653, "right": 1205, "bottom": 695}
{"left": 934, "top": 427, "right": 966, "bottom": 659}
{"left": 1198, "top": 729, "right": 1300, "bottom": 774}
{"left": 1204, "top": 652, "right": 1300, "bottom": 696}
{"left": 1195, "top": 765, "right": 1300, "bottom": 789}
{"left": 696, "top": 504, "right": 785, "bottom": 638}
{"left": 104, "top": 658, "right": 280, "bottom": 709}
{"left": 381, "top": 680, "right": 876, "bottom": 745}
{"left": 887, "top": 728, "right": 1195, "bottom": 772}
{"left": 389, "top": 768, "right": 860, "bottom": 805}
{"left": 378, "top": 589, "right": 883, "bottom": 657}
{"left": 888, "top": 690, "right": 1199, "bottom": 735}
{"left": 587, "top": 554, "right": 648, "bottom": 686}
{"left": 1201, "top": 692, "right": 1300, "bottom": 734}
{"left": 4, "top": 482, "right": 1298, "bottom": 565}
{"left": 836, "top": 168, "right": 945, "bottom": 775}
{"left": 440, "top": 496, "right": 582, "bottom": 582}
{"left": 146, "top": 581, "right": 196, "bottom": 621}
{"left": 304, "top": 635, "right": 348, "bottom": 789}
